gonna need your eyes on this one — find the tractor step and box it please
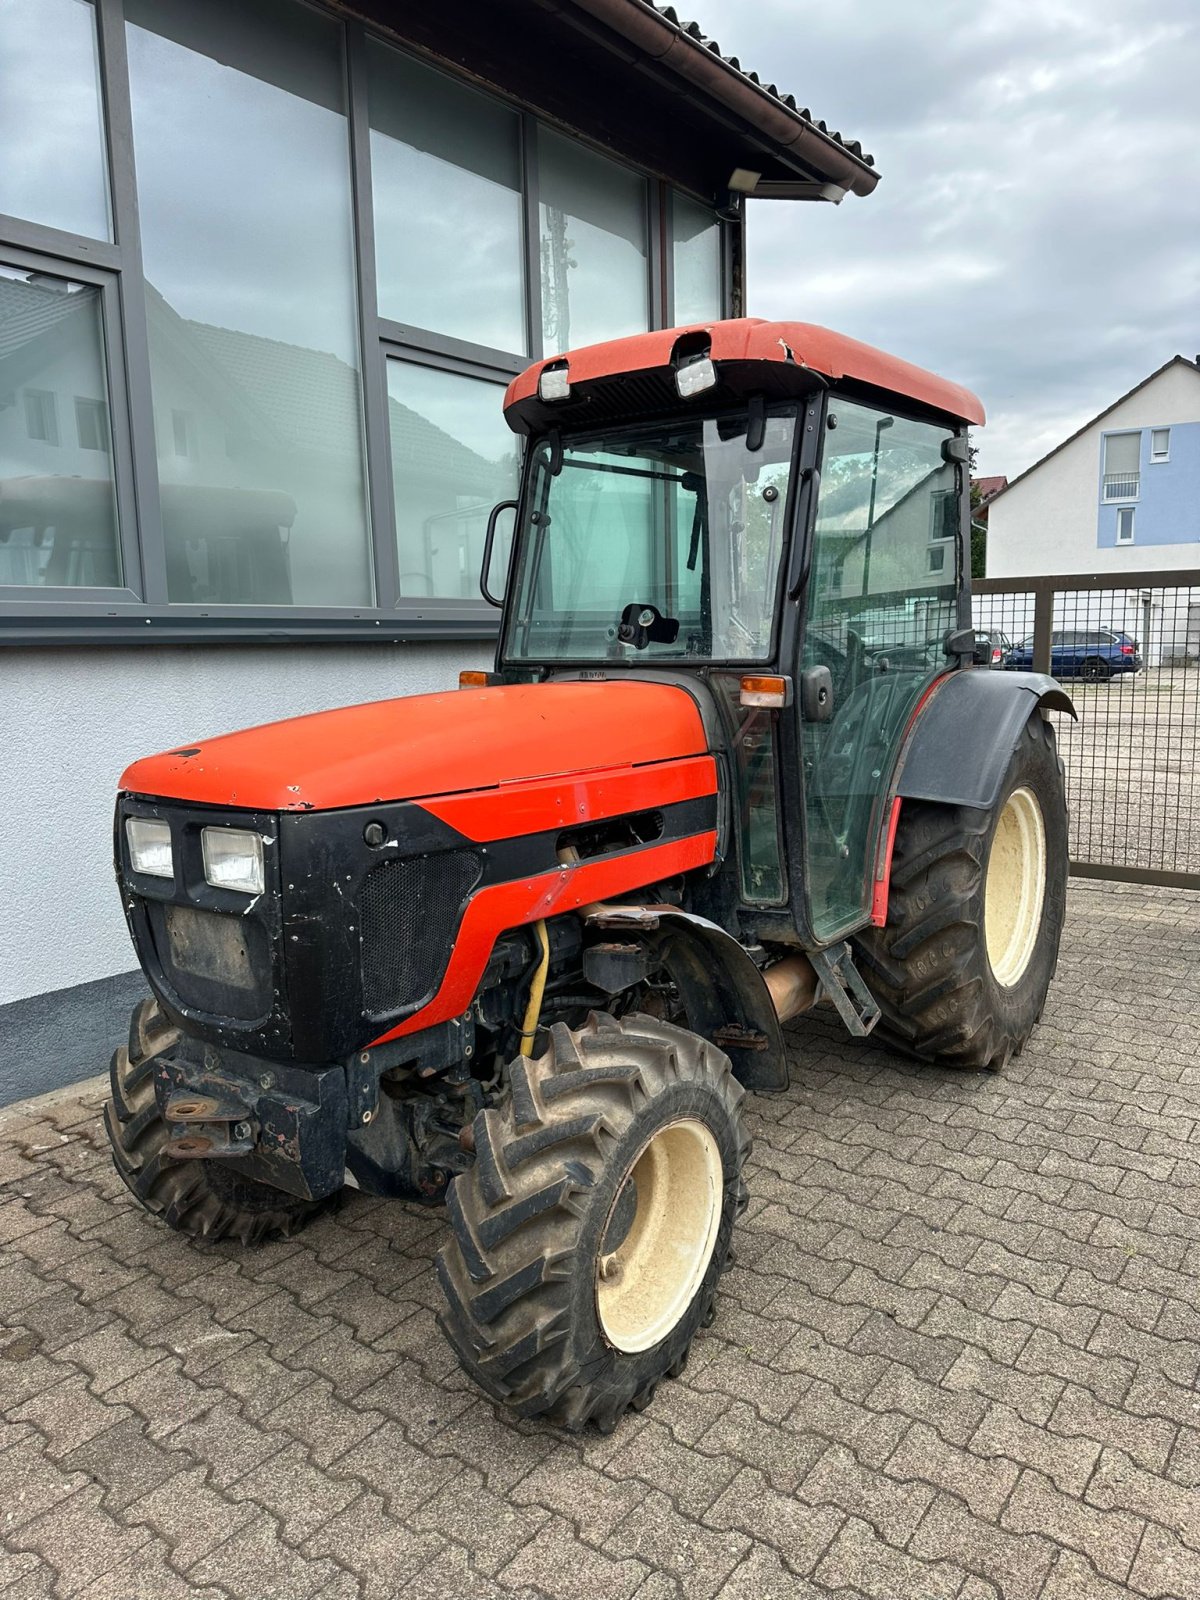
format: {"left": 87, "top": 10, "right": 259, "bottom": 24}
{"left": 809, "top": 943, "right": 881, "bottom": 1038}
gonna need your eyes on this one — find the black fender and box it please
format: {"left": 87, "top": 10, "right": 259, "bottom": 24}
{"left": 584, "top": 905, "right": 788, "bottom": 1092}
{"left": 896, "top": 668, "right": 1076, "bottom": 812}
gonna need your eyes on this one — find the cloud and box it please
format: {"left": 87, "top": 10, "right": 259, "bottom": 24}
{"left": 696, "top": 0, "right": 1200, "bottom": 475}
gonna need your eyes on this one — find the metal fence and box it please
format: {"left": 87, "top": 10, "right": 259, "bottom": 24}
{"left": 974, "top": 570, "right": 1200, "bottom": 889}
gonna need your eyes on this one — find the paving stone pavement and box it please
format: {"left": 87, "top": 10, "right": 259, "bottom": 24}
{"left": 2, "top": 878, "right": 1199, "bottom": 1599}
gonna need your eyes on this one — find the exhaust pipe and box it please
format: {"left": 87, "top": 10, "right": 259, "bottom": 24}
{"left": 763, "top": 955, "right": 821, "bottom": 1023}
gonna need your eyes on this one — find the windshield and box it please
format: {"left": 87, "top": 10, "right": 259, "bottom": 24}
{"left": 503, "top": 406, "right": 798, "bottom": 663}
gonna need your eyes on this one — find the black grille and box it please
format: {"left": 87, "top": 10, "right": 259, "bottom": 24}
{"left": 359, "top": 849, "right": 482, "bottom": 1019}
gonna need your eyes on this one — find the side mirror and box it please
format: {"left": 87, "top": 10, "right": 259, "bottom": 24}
{"left": 481, "top": 499, "right": 518, "bottom": 608}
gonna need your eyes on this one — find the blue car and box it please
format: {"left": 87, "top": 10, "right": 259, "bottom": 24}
{"left": 1008, "top": 627, "right": 1142, "bottom": 681}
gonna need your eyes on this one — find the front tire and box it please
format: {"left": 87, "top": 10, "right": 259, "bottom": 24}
{"left": 854, "top": 712, "right": 1068, "bottom": 1071}
{"left": 438, "top": 1012, "right": 749, "bottom": 1431}
{"left": 104, "top": 998, "right": 332, "bottom": 1244}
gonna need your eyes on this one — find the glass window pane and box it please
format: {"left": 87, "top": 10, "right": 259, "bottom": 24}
{"left": 386, "top": 361, "right": 519, "bottom": 600}
{"left": 672, "top": 194, "right": 722, "bottom": 326}
{"left": 0, "top": 0, "right": 111, "bottom": 240}
{"left": 0, "top": 262, "right": 121, "bottom": 587}
{"left": 1103, "top": 432, "right": 1139, "bottom": 474}
{"left": 126, "top": 0, "right": 372, "bottom": 608}
{"left": 539, "top": 130, "right": 648, "bottom": 353}
{"left": 801, "top": 400, "right": 959, "bottom": 940}
{"left": 368, "top": 43, "right": 525, "bottom": 355}
{"left": 504, "top": 407, "right": 796, "bottom": 663}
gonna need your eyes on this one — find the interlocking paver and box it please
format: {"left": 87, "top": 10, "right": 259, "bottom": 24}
{"left": 4, "top": 880, "right": 1200, "bottom": 1600}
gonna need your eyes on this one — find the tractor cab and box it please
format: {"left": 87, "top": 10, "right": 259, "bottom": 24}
{"left": 489, "top": 319, "right": 984, "bottom": 950}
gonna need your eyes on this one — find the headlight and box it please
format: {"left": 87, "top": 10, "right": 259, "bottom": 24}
{"left": 675, "top": 354, "right": 716, "bottom": 398}
{"left": 126, "top": 817, "right": 173, "bottom": 879}
{"left": 202, "top": 827, "right": 264, "bottom": 895}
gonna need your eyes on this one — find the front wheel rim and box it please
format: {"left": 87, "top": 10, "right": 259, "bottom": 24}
{"left": 596, "top": 1118, "right": 723, "bottom": 1354}
{"left": 984, "top": 786, "right": 1048, "bottom": 987}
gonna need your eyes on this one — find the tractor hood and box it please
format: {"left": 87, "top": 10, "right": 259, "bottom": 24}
{"left": 119, "top": 680, "right": 709, "bottom": 812}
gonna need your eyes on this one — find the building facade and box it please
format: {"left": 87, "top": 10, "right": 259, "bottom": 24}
{"left": 985, "top": 357, "right": 1200, "bottom": 579}
{"left": 0, "top": 0, "right": 876, "bottom": 1101}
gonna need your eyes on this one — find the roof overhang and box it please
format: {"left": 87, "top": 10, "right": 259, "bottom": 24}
{"left": 333, "top": 0, "right": 878, "bottom": 204}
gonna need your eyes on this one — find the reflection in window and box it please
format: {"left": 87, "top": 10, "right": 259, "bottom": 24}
{"left": 0, "top": 0, "right": 111, "bottom": 241}
{"left": 539, "top": 131, "right": 648, "bottom": 353}
{"left": 0, "top": 264, "right": 121, "bottom": 588}
{"left": 24, "top": 390, "right": 59, "bottom": 447}
{"left": 672, "top": 194, "right": 722, "bottom": 326}
{"left": 126, "top": 0, "right": 371, "bottom": 608}
{"left": 801, "top": 400, "right": 959, "bottom": 940}
{"left": 386, "top": 361, "right": 518, "bottom": 600}
{"left": 75, "top": 397, "right": 110, "bottom": 453}
{"left": 369, "top": 43, "right": 525, "bottom": 355}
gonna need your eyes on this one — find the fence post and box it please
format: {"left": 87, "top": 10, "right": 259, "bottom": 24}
{"left": 1031, "top": 585, "right": 1053, "bottom": 675}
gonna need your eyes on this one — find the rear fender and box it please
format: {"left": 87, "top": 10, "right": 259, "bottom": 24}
{"left": 586, "top": 905, "right": 788, "bottom": 1091}
{"left": 896, "top": 669, "right": 1076, "bottom": 812}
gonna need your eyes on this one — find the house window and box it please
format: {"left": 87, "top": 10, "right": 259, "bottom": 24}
{"left": 0, "top": 263, "right": 121, "bottom": 588}
{"left": 23, "top": 388, "right": 59, "bottom": 446}
{"left": 0, "top": 0, "right": 112, "bottom": 241}
{"left": 1102, "top": 432, "right": 1140, "bottom": 501}
{"left": 927, "top": 487, "right": 957, "bottom": 574}
{"left": 126, "top": 0, "right": 373, "bottom": 609}
{"left": 1116, "top": 507, "right": 1135, "bottom": 545}
{"left": 386, "top": 359, "right": 519, "bottom": 600}
{"left": 538, "top": 130, "right": 649, "bottom": 353}
{"left": 672, "top": 193, "right": 722, "bottom": 326}
{"left": 171, "top": 409, "right": 196, "bottom": 460}
{"left": 75, "top": 397, "right": 110, "bottom": 452}
{"left": 368, "top": 40, "right": 526, "bottom": 357}
{"left": 1150, "top": 428, "right": 1170, "bottom": 462}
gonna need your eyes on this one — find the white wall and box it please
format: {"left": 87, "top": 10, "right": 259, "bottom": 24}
{"left": 0, "top": 639, "right": 490, "bottom": 1006}
{"left": 987, "top": 362, "right": 1200, "bottom": 579}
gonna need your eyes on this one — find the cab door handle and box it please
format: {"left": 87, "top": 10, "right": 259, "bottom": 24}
{"left": 787, "top": 467, "right": 820, "bottom": 599}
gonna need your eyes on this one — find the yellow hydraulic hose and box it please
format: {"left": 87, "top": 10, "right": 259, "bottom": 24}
{"left": 519, "top": 919, "right": 550, "bottom": 1058}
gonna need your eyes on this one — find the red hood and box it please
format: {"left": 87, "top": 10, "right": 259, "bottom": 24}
{"left": 119, "top": 680, "right": 709, "bottom": 811}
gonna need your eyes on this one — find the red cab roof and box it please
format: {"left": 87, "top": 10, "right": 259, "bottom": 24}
{"left": 504, "top": 317, "right": 985, "bottom": 427}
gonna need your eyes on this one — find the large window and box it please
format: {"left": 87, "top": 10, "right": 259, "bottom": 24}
{"left": 126, "top": 0, "right": 372, "bottom": 608}
{"left": 671, "top": 194, "right": 723, "bottom": 326}
{"left": 368, "top": 43, "right": 525, "bottom": 357}
{"left": 386, "top": 360, "right": 519, "bottom": 600}
{"left": 0, "top": 0, "right": 728, "bottom": 639}
{"left": 0, "top": 0, "right": 112, "bottom": 241}
{"left": 538, "top": 131, "right": 649, "bottom": 354}
{"left": 0, "top": 261, "right": 122, "bottom": 588}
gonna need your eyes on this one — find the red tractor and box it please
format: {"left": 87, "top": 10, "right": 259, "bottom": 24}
{"left": 106, "top": 318, "right": 1072, "bottom": 1431}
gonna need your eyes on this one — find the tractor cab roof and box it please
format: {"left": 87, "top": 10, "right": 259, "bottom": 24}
{"left": 504, "top": 317, "right": 985, "bottom": 435}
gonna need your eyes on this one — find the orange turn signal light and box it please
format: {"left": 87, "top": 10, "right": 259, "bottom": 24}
{"left": 459, "top": 670, "right": 491, "bottom": 688}
{"left": 739, "top": 674, "right": 790, "bottom": 709}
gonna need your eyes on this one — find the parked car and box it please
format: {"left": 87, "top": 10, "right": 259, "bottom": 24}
{"left": 1007, "top": 628, "right": 1142, "bottom": 681}
{"left": 977, "top": 629, "right": 1013, "bottom": 668}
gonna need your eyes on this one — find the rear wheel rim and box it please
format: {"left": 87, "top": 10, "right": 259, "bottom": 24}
{"left": 596, "top": 1118, "right": 722, "bottom": 1354}
{"left": 984, "top": 786, "right": 1047, "bottom": 987}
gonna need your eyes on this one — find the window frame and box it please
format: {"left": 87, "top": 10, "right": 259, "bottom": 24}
{"left": 0, "top": 0, "right": 731, "bottom": 644}
{"left": 1115, "top": 506, "right": 1136, "bottom": 546}
{"left": 1150, "top": 427, "right": 1170, "bottom": 463}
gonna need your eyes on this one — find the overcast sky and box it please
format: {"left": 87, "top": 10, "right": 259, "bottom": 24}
{"left": 696, "top": 0, "right": 1200, "bottom": 478}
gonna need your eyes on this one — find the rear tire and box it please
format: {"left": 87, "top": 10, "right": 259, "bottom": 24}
{"left": 1082, "top": 657, "right": 1112, "bottom": 682}
{"left": 438, "top": 1012, "right": 749, "bottom": 1431}
{"left": 853, "top": 713, "right": 1068, "bottom": 1071}
{"left": 104, "top": 998, "right": 331, "bottom": 1244}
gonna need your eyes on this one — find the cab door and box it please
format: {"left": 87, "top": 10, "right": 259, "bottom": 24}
{"left": 797, "top": 399, "right": 963, "bottom": 944}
